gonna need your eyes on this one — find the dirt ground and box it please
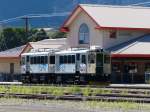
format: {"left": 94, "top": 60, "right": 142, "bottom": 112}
{"left": 0, "top": 98, "right": 149, "bottom": 112}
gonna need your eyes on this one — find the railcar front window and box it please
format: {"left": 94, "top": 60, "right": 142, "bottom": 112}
{"left": 88, "top": 53, "right": 95, "bottom": 64}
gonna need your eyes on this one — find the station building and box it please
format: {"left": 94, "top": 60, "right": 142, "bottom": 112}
{"left": 0, "top": 38, "right": 67, "bottom": 81}
{"left": 61, "top": 4, "right": 150, "bottom": 83}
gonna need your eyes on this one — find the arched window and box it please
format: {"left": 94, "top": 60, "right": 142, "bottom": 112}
{"left": 78, "top": 23, "right": 89, "bottom": 44}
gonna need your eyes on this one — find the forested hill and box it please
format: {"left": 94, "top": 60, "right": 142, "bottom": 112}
{"left": 0, "top": 0, "right": 148, "bottom": 28}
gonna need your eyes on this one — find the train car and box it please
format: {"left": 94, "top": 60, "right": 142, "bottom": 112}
{"left": 54, "top": 47, "right": 111, "bottom": 84}
{"left": 21, "top": 47, "right": 111, "bottom": 84}
{"left": 21, "top": 49, "right": 56, "bottom": 83}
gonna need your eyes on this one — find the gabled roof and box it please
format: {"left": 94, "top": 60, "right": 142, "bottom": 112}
{"left": 109, "top": 34, "right": 150, "bottom": 58}
{"left": 0, "top": 43, "right": 32, "bottom": 59}
{"left": 61, "top": 4, "right": 150, "bottom": 31}
{"left": 29, "top": 38, "right": 68, "bottom": 49}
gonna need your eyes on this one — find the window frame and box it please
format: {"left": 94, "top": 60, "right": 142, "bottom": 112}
{"left": 78, "top": 23, "right": 90, "bottom": 44}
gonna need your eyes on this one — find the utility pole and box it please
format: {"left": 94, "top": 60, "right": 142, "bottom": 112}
{"left": 21, "top": 17, "right": 30, "bottom": 37}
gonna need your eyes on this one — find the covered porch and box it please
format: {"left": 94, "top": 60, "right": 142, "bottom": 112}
{"left": 109, "top": 34, "right": 150, "bottom": 84}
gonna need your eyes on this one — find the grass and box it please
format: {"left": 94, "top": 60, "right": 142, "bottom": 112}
{"left": 0, "top": 85, "right": 148, "bottom": 97}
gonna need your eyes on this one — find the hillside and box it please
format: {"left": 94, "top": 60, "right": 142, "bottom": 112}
{"left": 0, "top": 0, "right": 148, "bottom": 28}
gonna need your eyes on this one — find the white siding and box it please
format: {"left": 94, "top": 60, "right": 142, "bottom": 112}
{"left": 67, "top": 9, "right": 148, "bottom": 49}
{"left": 67, "top": 11, "right": 103, "bottom": 48}
{"left": 102, "top": 30, "right": 146, "bottom": 49}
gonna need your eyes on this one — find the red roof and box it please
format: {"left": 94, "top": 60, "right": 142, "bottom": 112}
{"left": 61, "top": 4, "right": 150, "bottom": 32}
{"left": 0, "top": 43, "right": 32, "bottom": 59}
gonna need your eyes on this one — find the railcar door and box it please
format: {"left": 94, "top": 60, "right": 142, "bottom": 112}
{"left": 26, "top": 56, "right": 30, "bottom": 74}
{"left": 80, "top": 54, "right": 87, "bottom": 74}
{"left": 96, "top": 53, "right": 104, "bottom": 75}
{"left": 76, "top": 53, "right": 80, "bottom": 73}
{"left": 87, "top": 52, "right": 96, "bottom": 74}
{"left": 104, "top": 53, "right": 111, "bottom": 75}
{"left": 49, "top": 55, "right": 55, "bottom": 73}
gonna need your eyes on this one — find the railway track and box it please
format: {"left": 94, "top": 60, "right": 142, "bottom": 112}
{"left": 1, "top": 83, "right": 150, "bottom": 103}
{"left": 1, "top": 93, "right": 150, "bottom": 103}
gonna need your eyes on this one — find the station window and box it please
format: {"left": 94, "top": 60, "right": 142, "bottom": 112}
{"left": 79, "top": 23, "right": 89, "bottom": 44}
{"left": 50, "top": 56, "right": 55, "bottom": 64}
{"left": 109, "top": 30, "right": 117, "bottom": 38}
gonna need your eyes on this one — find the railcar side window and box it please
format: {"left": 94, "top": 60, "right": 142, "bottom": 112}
{"left": 59, "top": 55, "right": 76, "bottom": 64}
{"left": 34, "top": 57, "right": 36, "bottom": 64}
{"left": 64, "top": 56, "right": 67, "bottom": 64}
{"left": 60, "top": 56, "right": 64, "bottom": 64}
{"left": 72, "top": 55, "right": 75, "bottom": 63}
{"left": 76, "top": 54, "right": 80, "bottom": 61}
{"left": 104, "top": 54, "right": 110, "bottom": 64}
{"left": 37, "top": 56, "right": 40, "bottom": 64}
{"left": 82, "top": 55, "right": 86, "bottom": 64}
{"left": 68, "top": 55, "right": 72, "bottom": 63}
{"left": 30, "top": 57, "right": 34, "bottom": 64}
{"left": 50, "top": 56, "right": 55, "bottom": 64}
{"left": 21, "top": 57, "right": 25, "bottom": 65}
{"left": 27, "top": 56, "right": 29, "bottom": 62}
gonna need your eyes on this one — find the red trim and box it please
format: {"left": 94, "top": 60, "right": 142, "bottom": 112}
{"left": 60, "top": 4, "right": 150, "bottom": 32}
{"left": 19, "top": 43, "right": 32, "bottom": 58}
{"left": 0, "top": 57, "right": 19, "bottom": 59}
{"left": 60, "top": 5, "right": 100, "bottom": 32}
{"left": 60, "top": 27, "right": 70, "bottom": 33}
{"left": 112, "top": 54, "right": 150, "bottom": 58}
{"left": 79, "top": 5, "right": 100, "bottom": 26}
{"left": 60, "top": 5, "right": 81, "bottom": 32}
{"left": 95, "top": 26, "right": 150, "bottom": 31}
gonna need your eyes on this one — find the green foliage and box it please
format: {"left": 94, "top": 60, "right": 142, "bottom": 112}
{"left": 0, "top": 28, "right": 49, "bottom": 51}
{"left": 48, "top": 30, "right": 66, "bottom": 39}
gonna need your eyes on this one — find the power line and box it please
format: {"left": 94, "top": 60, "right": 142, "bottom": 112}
{"left": 0, "top": 12, "right": 70, "bottom": 24}
{"left": 129, "top": 1, "right": 150, "bottom": 6}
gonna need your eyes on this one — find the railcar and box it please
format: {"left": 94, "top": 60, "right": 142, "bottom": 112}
{"left": 21, "top": 49, "right": 57, "bottom": 83}
{"left": 21, "top": 47, "right": 111, "bottom": 84}
{"left": 54, "top": 48, "right": 111, "bottom": 84}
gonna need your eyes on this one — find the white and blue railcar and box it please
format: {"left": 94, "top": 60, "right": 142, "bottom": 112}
{"left": 21, "top": 47, "right": 111, "bottom": 84}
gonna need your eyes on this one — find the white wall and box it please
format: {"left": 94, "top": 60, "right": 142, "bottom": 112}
{"left": 102, "top": 30, "right": 146, "bottom": 49}
{"left": 67, "top": 10, "right": 148, "bottom": 49}
{"left": 67, "top": 10, "right": 103, "bottom": 48}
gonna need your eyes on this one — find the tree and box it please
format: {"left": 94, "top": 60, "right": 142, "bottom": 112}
{"left": 0, "top": 28, "right": 49, "bottom": 51}
{"left": 29, "top": 29, "right": 49, "bottom": 42}
{"left": 48, "top": 30, "right": 67, "bottom": 39}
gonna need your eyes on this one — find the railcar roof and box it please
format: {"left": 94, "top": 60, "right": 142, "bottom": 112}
{"left": 21, "top": 52, "right": 50, "bottom": 56}
{"left": 55, "top": 49, "right": 89, "bottom": 55}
